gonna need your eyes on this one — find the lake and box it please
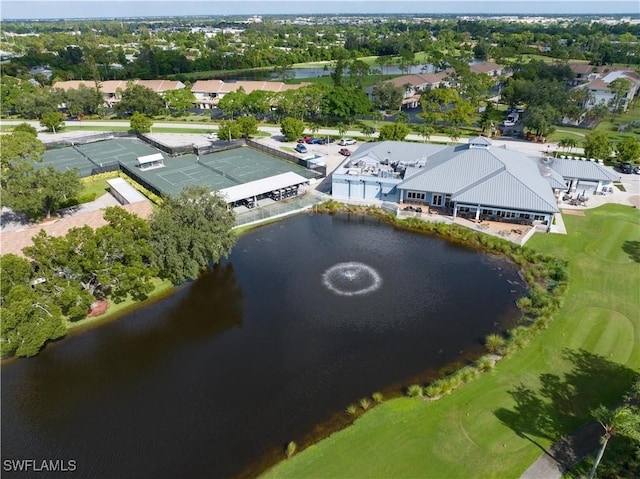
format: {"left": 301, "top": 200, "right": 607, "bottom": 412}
{"left": 1, "top": 213, "right": 525, "bottom": 478}
{"left": 213, "top": 63, "right": 436, "bottom": 81}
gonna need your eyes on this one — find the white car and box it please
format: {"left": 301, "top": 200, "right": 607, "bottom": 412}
{"left": 339, "top": 138, "right": 356, "bottom": 146}
{"left": 502, "top": 120, "right": 515, "bottom": 127}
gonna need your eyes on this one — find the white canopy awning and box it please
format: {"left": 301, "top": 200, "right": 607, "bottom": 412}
{"left": 137, "top": 153, "right": 164, "bottom": 166}
{"left": 218, "top": 172, "right": 309, "bottom": 203}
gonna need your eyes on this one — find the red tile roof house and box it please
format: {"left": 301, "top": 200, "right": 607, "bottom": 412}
{"left": 366, "top": 62, "right": 509, "bottom": 109}
{"left": 365, "top": 72, "right": 450, "bottom": 109}
{"left": 567, "top": 62, "right": 597, "bottom": 86}
{"left": 190, "top": 80, "right": 311, "bottom": 109}
{"left": 53, "top": 80, "right": 186, "bottom": 108}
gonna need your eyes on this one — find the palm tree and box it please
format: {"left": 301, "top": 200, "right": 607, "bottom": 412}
{"left": 416, "top": 124, "right": 434, "bottom": 143}
{"left": 485, "top": 334, "right": 506, "bottom": 354}
{"left": 558, "top": 137, "right": 578, "bottom": 153}
{"left": 588, "top": 404, "right": 640, "bottom": 479}
{"left": 308, "top": 122, "right": 321, "bottom": 138}
{"left": 336, "top": 122, "right": 348, "bottom": 138}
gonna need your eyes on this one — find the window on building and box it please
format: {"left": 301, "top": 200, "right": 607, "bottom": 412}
{"left": 534, "top": 215, "right": 545, "bottom": 221}
{"left": 407, "top": 191, "right": 425, "bottom": 200}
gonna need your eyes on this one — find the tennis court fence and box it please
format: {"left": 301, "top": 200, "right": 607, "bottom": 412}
{"left": 43, "top": 131, "right": 132, "bottom": 148}
{"left": 246, "top": 139, "right": 326, "bottom": 178}
{"left": 234, "top": 192, "right": 326, "bottom": 227}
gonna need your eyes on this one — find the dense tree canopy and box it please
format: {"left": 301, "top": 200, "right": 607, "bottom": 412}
{"left": 615, "top": 137, "right": 640, "bottom": 164}
{"left": 23, "top": 207, "right": 157, "bottom": 302}
{"left": 149, "top": 186, "right": 237, "bottom": 284}
{"left": 371, "top": 81, "right": 404, "bottom": 112}
{"left": 39, "top": 111, "right": 65, "bottom": 133}
{"left": 280, "top": 117, "right": 305, "bottom": 141}
{"left": 583, "top": 131, "right": 613, "bottom": 160}
{"left": 378, "top": 122, "right": 410, "bottom": 141}
{"left": 130, "top": 112, "right": 153, "bottom": 133}
{"left": 114, "top": 83, "right": 164, "bottom": 117}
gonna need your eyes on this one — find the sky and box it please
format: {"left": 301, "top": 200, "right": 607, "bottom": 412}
{"left": 1, "top": 0, "right": 638, "bottom": 20}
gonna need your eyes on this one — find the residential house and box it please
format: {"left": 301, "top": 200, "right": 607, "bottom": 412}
{"left": 367, "top": 61, "right": 507, "bottom": 109}
{"left": 365, "top": 72, "right": 449, "bottom": 109}
{"left": 190, "top": 80, "right": 310, "bottom": 109}
{"left": 53, "top": 79, "right": 186, "bottom": 108}
{"left": 577, "top": 68, "right": 640, "bottom": 112}
{"left": 567, "top": 62, "right": 596, "bottom": 86}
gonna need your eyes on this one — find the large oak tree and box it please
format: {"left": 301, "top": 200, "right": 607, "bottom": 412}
{"left": 149, "top": 186, "right": 237, "bottom": 284}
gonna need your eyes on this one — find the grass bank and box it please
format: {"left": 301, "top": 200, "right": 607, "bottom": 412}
{"left": 262, "top": 203, "right": 640, "bottom": 479}
{"left": 66, "top": 278, "right": 175, "bottom": 334}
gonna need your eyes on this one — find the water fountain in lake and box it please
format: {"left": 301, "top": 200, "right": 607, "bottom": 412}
{"left": 322, "top": 262, "right": 382, "bottom": 296}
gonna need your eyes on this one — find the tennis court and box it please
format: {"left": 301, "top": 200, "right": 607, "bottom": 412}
{"left": 120, "top": 147, "right": 317, "bottom": 197}
{"left": 40, "top": 138, "right": 321, "bottom": 199}
{"left": 119, "top": 153, "right": 237, "bottom": 196}
{"left": 196, "top": 148, "right": 312, "bottom": 184}
{"left": 39, "top": 147, "right": 95, "bottom": 177}
{"left": 39, "top": 138, "right": 159, "bottom": 177}
{"left": 75, "top": 138, "right": 158, "bottom": 168}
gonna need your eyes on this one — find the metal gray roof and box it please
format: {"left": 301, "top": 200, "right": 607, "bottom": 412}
{"left": 549, "top": 158, "right": 621, "bottom": 182}
{"left": 454, "top": 171, "right": 559, "bottom": 213}
{"left": 349, "top": 141, "right": 447, "bottom": 164}
{"left": 399, "top": 139, "right": 559, "bottom": 213}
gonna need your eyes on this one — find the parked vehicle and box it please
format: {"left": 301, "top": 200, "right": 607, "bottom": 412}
{"left": 308, "top": 138, "right": 321, "bottom": 144}
{"left": 501, "top": 120, "right": 515, "bottom": 127}
{"left": 339, "top": 138, "right": 356, "bottom": 146}
{"left": 618, "top": 162, "right": 633, "bottom": 174}
{"left": 339, "top": 148, "right": 351, "bottom": 156}
{"left": 633, "top": 166, "right": 640, "bottom": 175}
{"left": 295, "top": 143, "right": 308, "bottom": 154}
{"left": 297, "top": 136, "right": 313, "bottom": 144}
{"left": 318, "top": 138, "right": 335, "bottom": 145}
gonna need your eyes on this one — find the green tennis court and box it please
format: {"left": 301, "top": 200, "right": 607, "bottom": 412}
{"left": 41, "top": 138, "right": 320, "bottom": 198}
{"left": 39, "top": 147, "right": 96, "bottom": 177}
{"left": 74, "top": 138, "right": 158, "bottom": 168}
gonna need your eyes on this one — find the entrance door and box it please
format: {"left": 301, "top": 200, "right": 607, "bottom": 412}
{"left": 432, "top": 194, "right": 444, "bottom": 206}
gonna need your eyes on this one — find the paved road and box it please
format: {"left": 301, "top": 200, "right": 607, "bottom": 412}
{"left": 1, "top": 119, "right": 571, "bottom": 157}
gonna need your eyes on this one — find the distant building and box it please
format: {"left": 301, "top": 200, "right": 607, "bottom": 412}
{"left": 191, "top": 80, "right": 311, "bottom": 109}
{"left": 367, "top": 61, "right": 508, "bottom": 109}
{"left": 577, "top": 68, "right": 640, "bottom": 112}
{"left": 53, "top": 79, "right": 186, "bottom": 108}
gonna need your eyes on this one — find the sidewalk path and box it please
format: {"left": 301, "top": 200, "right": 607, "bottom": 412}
{"left": 520, "top": 422, "right": 601, "bottom": 479}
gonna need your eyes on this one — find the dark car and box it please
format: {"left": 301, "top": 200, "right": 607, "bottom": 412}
{"left": 618, "top": 162, "right": 633, "bottom": 174}
{"left": 339, "top": 148, "right": 351, "bottom": 156}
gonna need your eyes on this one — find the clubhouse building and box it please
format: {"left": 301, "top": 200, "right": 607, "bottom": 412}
{"left": 332, "top": 137, "right": 619, "bottom": 228}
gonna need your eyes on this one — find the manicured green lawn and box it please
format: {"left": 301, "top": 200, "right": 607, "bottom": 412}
{"left": 263, "top": 204, "right": 640, "bottom": 479}
{"left": 79, "top": 177, "right": 111, "bottom": 198}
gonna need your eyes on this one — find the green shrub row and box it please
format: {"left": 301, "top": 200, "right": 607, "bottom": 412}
{"left": 117, "top": 172, "right": 164, "bottom": 205}
{"left": 80, "top": 170, "right": 120, "bottom": 183}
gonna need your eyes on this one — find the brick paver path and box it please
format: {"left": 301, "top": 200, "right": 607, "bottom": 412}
{"left": 0, "top": 200, "right": 154, "bottom": 258}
